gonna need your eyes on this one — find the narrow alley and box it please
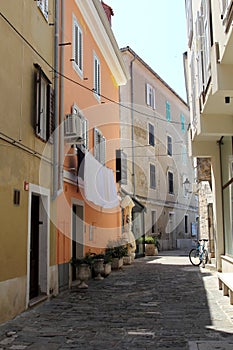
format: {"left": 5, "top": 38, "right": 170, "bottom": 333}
{"left": 0, "top": 251, "right": 233, "bottom": 350}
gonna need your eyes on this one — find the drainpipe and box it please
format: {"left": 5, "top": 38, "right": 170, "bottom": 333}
{"left": 59, "top": 0, "right": 65, "bottom": 192}
{"left": 53, "top": 0, "right": 59, "bottom": 199}
{"left": 218, "top": 136, "right": 225, "bottom": 255}
{"left": 130, "top": 52, "right": 137, "bottom": 198}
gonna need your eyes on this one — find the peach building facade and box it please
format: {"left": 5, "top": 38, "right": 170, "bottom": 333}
{"left": 56, "top": 0, "right": 129, "bottom": 289}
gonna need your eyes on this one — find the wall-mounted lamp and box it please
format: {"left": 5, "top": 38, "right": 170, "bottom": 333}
{"left": 183, "top": 178, "right": 192, "bottom": 194}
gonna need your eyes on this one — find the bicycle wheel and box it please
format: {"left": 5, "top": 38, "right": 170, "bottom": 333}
{"left": 189, "top": 248, "right": 202, "bottom": 266}
{"left": 203, "top": 249, "right": 208, "bottom": 264}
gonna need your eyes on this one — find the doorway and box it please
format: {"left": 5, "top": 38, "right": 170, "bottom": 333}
{"left": 72, "top": 204, "right": 84, "bottom": 280}
{"left": 28, "top": 186, "right": 49, "bottom": 303}
{"left": 30, "top": 194, "right": 39, "bottom": 299}
{"left": 168, "top": 212, "right": 176, "bottom": 249}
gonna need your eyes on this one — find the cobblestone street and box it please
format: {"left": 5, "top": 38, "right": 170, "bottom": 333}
{"left": 1, "top": 251, "right": 233, "bottom": 349}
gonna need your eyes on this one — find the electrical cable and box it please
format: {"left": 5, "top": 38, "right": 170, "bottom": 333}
{"left": 0, "top": 10, "right": 190, "bottom": 129}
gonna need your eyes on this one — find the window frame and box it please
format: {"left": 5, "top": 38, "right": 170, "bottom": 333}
{"left": 168, "top": 171, "right": 174, "bottom": 194}
{"left": 72, "top": 104, "right": 89, "bottom": 150}
{"left": 151, "top": 210, "right": 157, "bottom": 234}
{"left": 180, "top": 114, "right": 185, "bottom": 132}
{"left": 93, "top": 53, "right": 101, "bottom": 100}
{"left": 35, "top": 64, "right": 54, "bottom": 143}
{"left": 150, "top": 163, "right": 156, "bottom": 190}
{"left": 146, "top": 83, "right": 156, "bottom": 109}
{"left": 166, "top": 101, "right": 171, "bottom": 121}
{"left": 148, "top": 122, "right": 155, "bottom": 147}
{"left": 167, "top": 135, "right": 173, "bottom": 156}
{"left": 72, "top": 15, "right": 83, "bottom": 77}
{"left": 94, "top": 127, "right": 106, "bottom": 165}
{"left": 185, "top": 214, "right": 189, "bottom": 234}
{"left": 37, "top": 0, "right": 49, "bottom": 21}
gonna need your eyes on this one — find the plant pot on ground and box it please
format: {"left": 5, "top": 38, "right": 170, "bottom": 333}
{"left": 106, "top": 240, "right": 128, "bottom": 270}
{"left": 145, "top": 236, "right": 159, "bottom": 256}
{"left": 70, "top": 254, "right": 94, "bottom": 288}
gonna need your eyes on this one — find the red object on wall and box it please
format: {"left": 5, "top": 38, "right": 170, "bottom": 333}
{"left": 101, "top": 1, "right": 114, "bottom": 26}
{"left": 24, "top": 181, "right": 29, "bottom": 191}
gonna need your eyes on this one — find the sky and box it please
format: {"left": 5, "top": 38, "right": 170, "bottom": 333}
{"left": 105, "top": 0, "right": 188, "bottom": 101}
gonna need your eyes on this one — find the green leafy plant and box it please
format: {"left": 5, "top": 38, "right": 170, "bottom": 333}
{"left": 145, "top": 235, "right": 160, "bottom": 251}
{"left": 106, "top": 239, "right": 128, "bottom": 259}
{"left": 145, "top": 235, "right": 155, "bottom": 244}
{"left": 69, "top": 252, "right": 95, "bottom": 267}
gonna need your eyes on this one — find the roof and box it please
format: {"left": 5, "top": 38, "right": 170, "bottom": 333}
{"left": 121, "top": 46, "right": 188, "bottom": 107}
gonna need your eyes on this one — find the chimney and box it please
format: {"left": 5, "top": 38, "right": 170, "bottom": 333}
{"left": 101, "top": 1, "right": 114, "bottom": 26}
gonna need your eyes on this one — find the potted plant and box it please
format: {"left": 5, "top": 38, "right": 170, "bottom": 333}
{"left": 145, "top": 235, "right": 159, "bottom": 256}
{"left": 102, "top": 253, "right": 112, "bottom": 277}
{"left": 106, "top": 240, "right": 128, "bottom": 270}
{"left": 91, "top": 253, "right": 105, "bottom": 280}
{"left": 70, "top": 253, "right": 94, "bottom": 289}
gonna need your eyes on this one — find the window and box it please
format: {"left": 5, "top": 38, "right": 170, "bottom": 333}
{"left": 166, "top": 101, "right": 171, "bottom": 121}
{"left": 168, "top": 171, "right": 174, "bottom": 194}
{"left": 151, "top": 211, "right": 156, "bottom": 234}
{"left": 116, "top": 150, "right": 127, "bottom": 185}
{"left": 148, "top": 123, "right": 155, "bottom": 146}
{"left": 72, "top": 105, "right": 89, "bottom": 149}
{"left": 94, "top": 54, "right": 100, "bottom": 98}
{"left": 73, "top": 16, "right": 83, "bottom": 76}
{"left": 185, "top": 215, "right": 189, "bottom": 234}
{"left": 195, "top": 1, "right": 211, "bottom": 91}
{"left": 182, "top": 145, "right": 187, "bottom": 165}
{"left": 167, "top": 135, "right": 172, "bottom": 156}
{"left": 94, "top": 128, "right": 106, "bottom": 164}
{"left": 185, "top": 0, "right": 193, "bottom": 48}
{"left": 150, "top": 164, "right": 156, "bottom": 189}
{"left": 37, "top": 0, "right": 48, "bottom": 21}
{"left": 35, "top": 64, "right": 54, "bottom": 142}
{"left": 180, "top": 114, "right": 185, "bottom": 132}
{"left": 146, "top": 83, "right": 155, "bottom": 109}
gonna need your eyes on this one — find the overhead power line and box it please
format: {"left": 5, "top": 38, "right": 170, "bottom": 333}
{"left": 0, "top": 11, "right": 189, "bottom": 129}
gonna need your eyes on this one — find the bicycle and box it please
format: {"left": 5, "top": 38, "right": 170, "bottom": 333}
{"left": 189, "top": 239, "right": 209, "bottom": 267}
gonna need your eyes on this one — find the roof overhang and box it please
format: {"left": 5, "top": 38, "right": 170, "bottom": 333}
{"left": 75, "top": 0, "right": 130, "bottom": 85}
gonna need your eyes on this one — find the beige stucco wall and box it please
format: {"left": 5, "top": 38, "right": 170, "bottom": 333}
{"left": 0, "top": 276, "right": 27, "bottom": 324}
{"left": 120, "top": 49, "right": 198, "bottom": 247}
{"left": 0, "top": 0, "right": 55, "bottom": 323}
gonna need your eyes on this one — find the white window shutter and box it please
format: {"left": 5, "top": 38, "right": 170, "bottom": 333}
{"left": 94, "top": 127, "right": 99, "bottom": 158}
{"left": 146, "top": 83, "right": 150, "bottom": 105}
{"left": 85, "top": 119, "right": 89, "bottom": 150}
{"left": 100, "top": 136, "right": 106, "bottom": 165}
{"left": 153, "top": 88, "right": 156, "bottom": 109}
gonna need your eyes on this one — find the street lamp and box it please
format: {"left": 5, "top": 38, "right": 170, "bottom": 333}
{"left": 183, "top": 178, "right": 192, "bottom": 195}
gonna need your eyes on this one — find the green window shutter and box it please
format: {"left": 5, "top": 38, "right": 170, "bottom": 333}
{"left": 166, "top": 101, "right": 171, "bottom": 121}
{"left": 180, "top": 114, "right": 185, "bottom": 132}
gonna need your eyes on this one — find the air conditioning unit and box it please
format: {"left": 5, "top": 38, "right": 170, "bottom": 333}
{"left": 64, "top": 114, "right": 83, "bottom": 142}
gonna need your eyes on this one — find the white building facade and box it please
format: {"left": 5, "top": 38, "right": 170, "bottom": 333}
{"left": 184, "top": 0, "right": 233, "bottom": 271}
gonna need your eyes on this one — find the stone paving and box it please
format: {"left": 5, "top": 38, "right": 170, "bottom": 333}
{"left": 1, "top": 251, "right": 233, "bottom": 349}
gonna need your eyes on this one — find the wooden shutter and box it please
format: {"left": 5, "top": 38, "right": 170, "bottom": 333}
{"left": 47, "top": 85, "right": 55, "bottom": 142}
{"left": 75, "top": 25, "right": 79, "bottom": 66}
{"left": 146, "top": 83, "right": 150, "bottom": 105}
{"left": 35, "top": 69, "right": 42, "bottom": 136}
{"left": 79, "top": 29, "right": 82, "bottom": 71}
